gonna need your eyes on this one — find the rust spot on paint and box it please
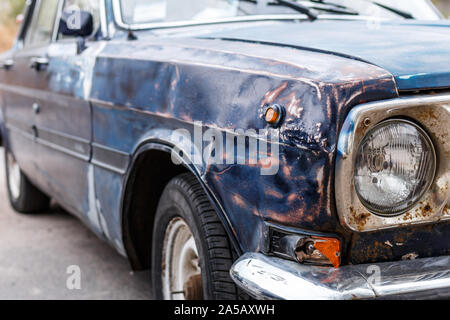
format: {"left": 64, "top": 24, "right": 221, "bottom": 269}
{"left": 349, "top": 206, "right": 370, "bottom": 230}
{"left": 281, "top": 164, "right": 297, "bottom": 180}
{"left": 316, "top": 166, "right": 325, "bottom": 200}
{"left": 179, "top": 113, "right": 193, "bottom": 122}
{"left": 231, "top": 193, "right": 246, "bottom": 208}
{"left": 287, "top": 193, "right": 298, "bottom": 204}
{"left": 261, "top": 82, "right": 288, "bottom": 107}
{"left": 264, "top": 188, "right": 284, "bottom": 200}
{"left": 252, "top": 208, "right": 262, "bottom": 218}
{"left": 414, "top": 203, "right": 433, "bottom": 218}
{"left": 305, "top": 214, "right": 314, "bottom": 223}
{"left": 403, "top": 211, "right": 413, "bottom": 221}
{"left": 443, "top": 204, "right": 449, "bottom": 215}
{"left": 283, "top": 92, "right": 303, "bottom": 118}
{"left": 259, "top": 156, "right": 280, "bottom": 171}
{"left": 417, "top": 108, "right": 439, "bottom": 122}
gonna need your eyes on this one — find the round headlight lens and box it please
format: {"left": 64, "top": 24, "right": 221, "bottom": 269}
{"left": 354, "top": 119, "right": 436, "bottom": 216}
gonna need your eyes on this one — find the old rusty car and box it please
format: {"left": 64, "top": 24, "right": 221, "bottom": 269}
{"left": 0, "top": 0, "right": 449, "bottom": 300}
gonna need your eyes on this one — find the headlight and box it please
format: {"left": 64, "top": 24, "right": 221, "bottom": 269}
{"left": 354, "top": 119, "right": 436, "bottom": 217}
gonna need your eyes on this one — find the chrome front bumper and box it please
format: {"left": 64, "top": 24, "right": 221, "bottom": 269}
{"left": 230, "top": 253, "right": 450, "bottom": 300}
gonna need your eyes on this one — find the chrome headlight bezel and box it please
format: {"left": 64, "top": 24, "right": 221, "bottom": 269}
{"left": 335, "top": 95, "right": 450, "bottom": 232}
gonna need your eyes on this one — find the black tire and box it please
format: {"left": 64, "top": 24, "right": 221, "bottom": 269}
{"left": 152, "top": 173, "right": 239, "bottom": 300}
{"left": 4, "top": 149, "right": 50, "bottom": 214}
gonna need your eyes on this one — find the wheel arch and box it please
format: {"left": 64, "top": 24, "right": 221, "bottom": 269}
{"left": 120, "top": 140, "right": 242, "bottom": 271}
{"left": 0, "top": 122, "right": 9, "bottom": 149}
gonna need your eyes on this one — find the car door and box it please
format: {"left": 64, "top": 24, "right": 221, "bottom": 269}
{"left": 1, "top": 0, "right": 59, "bottom": 192}
{"left": 2, "top": 0, "right": 103, "bottom": 225}
{"left": 32, "top": 0, "right": 106, "bottom": 228}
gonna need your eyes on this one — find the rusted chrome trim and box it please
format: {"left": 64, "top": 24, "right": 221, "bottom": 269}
{"left": 230, "top": 252, "right": 450, "bottom": 300}
{"left": 335, "top": 94, "right": 450, "bottom": 232}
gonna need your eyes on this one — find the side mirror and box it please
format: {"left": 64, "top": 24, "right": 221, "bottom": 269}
{"left": 59, "top": 10, "right": 94, "bottom": 38}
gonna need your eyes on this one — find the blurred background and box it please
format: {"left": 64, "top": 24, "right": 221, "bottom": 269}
{"left": 0, "top": 0, "right": 449, "bottom": 53}
{"left": 0, "top": 0, "right": 26, "bottom": 52}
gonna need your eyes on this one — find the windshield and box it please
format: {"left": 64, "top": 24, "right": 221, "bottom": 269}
{"left": 119, "top": 0, "right": 240, "bottom": 24}
{"left": 118, "top": 0, "right": 443, "bottom": 26}
{"left": 329, "top": 0, "right": 442, "bottom": 19}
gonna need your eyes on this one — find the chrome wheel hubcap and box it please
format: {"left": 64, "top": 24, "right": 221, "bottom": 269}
{"left": 7, "top": 153, "right": 21, "bottom": 201}
{"left": 162, "top": 217, "right": 203, "bottom": 300}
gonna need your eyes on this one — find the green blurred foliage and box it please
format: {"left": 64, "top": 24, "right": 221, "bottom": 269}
{"left": 0, "top": 0, "right": 26, "bottom": 22}
{"left": 9, "top": 0, "right": 27, "bottom": 18}
{"left": 0, "top": 0, "right": 25, "bottom": 52}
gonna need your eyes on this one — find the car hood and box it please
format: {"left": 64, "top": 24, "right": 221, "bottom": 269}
{"left": 200, "top": 19, "right": 450, "bottom": 91}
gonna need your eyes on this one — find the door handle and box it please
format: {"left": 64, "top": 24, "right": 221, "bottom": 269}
{"left": 0, "top": 59, "right": 14, "bottom": 70}
{"left": 30, "top": 57, "right": 49, "bottom": 71}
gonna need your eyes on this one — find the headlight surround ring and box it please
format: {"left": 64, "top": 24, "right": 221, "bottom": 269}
{"left": 334, "top": 94, "right": 450, "bottom": 232}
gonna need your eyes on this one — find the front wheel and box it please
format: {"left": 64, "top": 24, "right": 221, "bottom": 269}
{"left": 152, "top": 173, "right": 239, "bottom": 300}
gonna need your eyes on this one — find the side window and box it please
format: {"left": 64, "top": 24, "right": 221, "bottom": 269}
{"left": 25, "top": 0, "right": 60, "bottom": 47}
{"left": 59, "top": 0, "right": 100, "bottom": 39}
{"left": 121, "top": 0, "right": 167, "bottom": 23}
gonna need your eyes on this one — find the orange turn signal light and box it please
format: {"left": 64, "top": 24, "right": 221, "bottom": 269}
{"left": 264, "top": 104, "right": 284, "bottom": 127}
{"left": 312, "top": 236, "right": 341, "bottom": 268}
{"left": 270, "top": 227, "right": 341, "bottom": 269}
{"left": 265, "top": 107, "right": 279, "bottom": 124}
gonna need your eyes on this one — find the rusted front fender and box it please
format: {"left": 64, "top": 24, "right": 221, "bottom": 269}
{"left": 89, "top": 37, "right": 398, "bottom": 261}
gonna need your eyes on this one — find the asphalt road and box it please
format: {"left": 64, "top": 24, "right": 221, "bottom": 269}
{"left": 0, "top": 148, "right": 152, "bottom": 300}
